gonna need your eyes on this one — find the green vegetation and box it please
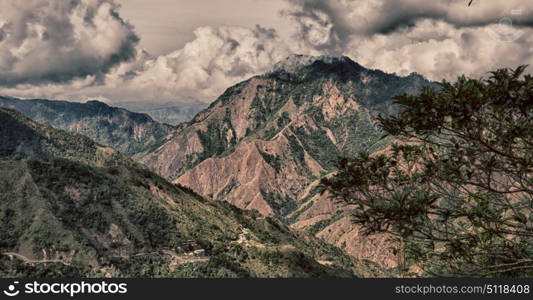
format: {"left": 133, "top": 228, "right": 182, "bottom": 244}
{"left": 0, "top": 108, "right": 364, "bottom": 278}
{"left": 261, "top": 190, "right": 298, "bottom": 218}
{"left": 322, "top": 66, "right": 533, "bottom": 277}
{"left": 258, "top": 149, "right": 282, "bottom": 173}
{"left": 292, "top": 126, "right": 338, "bottom": 170}
{"left": 157, "top": 56, "right": 431, "bottom": 188}
{"left": 0, "top": 97, "right": 173, "bottom": 156}
{"left": 330, "top": 110, "right": 389, "bottom": 157}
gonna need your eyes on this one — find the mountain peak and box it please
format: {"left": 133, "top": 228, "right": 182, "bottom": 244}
{"left": 271, "top": 54, "right": 358, "bottom": 74}
{"left": 85, "top": 99, "right": 108, "bottom": 105}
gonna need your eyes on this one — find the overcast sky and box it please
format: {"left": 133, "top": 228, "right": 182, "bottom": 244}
{"left": 115, "top": 0, "right": 293, "bottom": 56}
{"left": 0, "top": 0, "right": 531, "bottom": 103}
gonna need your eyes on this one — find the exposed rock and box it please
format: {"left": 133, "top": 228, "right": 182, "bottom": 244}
{"left": 141, "top": 54, "right": 434, "bottom": 268}
{"left": 316, "top": 216, "right": 399, "bottom": 269}
{"left": 0, "top": 107, "right": 364, "bottom": 278}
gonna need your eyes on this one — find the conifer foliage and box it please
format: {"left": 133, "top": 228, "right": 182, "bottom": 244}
{"left": 322, "top": 66, "right": 533, "bottom": 276}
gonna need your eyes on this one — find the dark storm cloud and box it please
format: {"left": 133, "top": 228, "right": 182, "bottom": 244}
{"left": 284, "top": 0, "right": 533, "bottom": 52}
{"left": 253, "top": 25, "right": 279, "bottom": 40}
{"left": 282, "top": 0, "right": 346, "bottom": 53}
{"left": 0, "top": 0, "right": 139, "bottom": 87}
{"left": 2, "top": 0, "right": 532, "bottom": 103}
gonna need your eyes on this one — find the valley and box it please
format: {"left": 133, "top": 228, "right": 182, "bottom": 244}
{"left": 0, "top": 107, "right": 373, "bottom": 278}
{"left": 0, "top": 55, "right": 434, "bottom": 276}
{"left": 140, "top": 54, "right": 434, "bottom": 270}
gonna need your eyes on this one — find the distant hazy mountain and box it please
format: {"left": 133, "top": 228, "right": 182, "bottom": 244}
{"left": 0, "top": 107, "right": 374, "bottom": 278}
{"left": 141, "top": 54, "right": 434, "bottom": 268}
{"left": 0, "top": 97, "right": 173, "bottom": 157}
{"left": 115, "top": 101, "right": 208, "bottom": 126}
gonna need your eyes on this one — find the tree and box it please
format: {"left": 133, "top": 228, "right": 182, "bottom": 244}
{"left": 322, "top": 66, "right": 532, "bottom": 277}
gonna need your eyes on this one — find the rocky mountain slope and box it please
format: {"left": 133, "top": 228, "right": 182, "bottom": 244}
{"left": 142, "top": 55, "right": 431, "bottom": 214}
{"left": 0, "top": 107, "right": 381, "bottom": 278}
{"left": 0, "top": 96, "right": 173, "bottom": 157}
{"left": 141, "top": 54, "right": 433, "bottom": 269}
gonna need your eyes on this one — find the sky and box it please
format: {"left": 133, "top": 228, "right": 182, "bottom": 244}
{"left": 0, "top": 0, "right": 531, "bottom": 104}
{"left": 115, "top": 0, "right": 294, "bottom": 56}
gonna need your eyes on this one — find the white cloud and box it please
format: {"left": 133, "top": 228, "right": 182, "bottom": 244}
{"left": 284, "top": 0, "right": 533, "bottom": 81}
{"left": 1, "top": 0, "right": 532, "bottom": 103}
{"left": 349, "top": 20, "right": 533, "bottom": 80}
{"left": 124, "top": 25, "right": 291, "bottom": 101}
{"left": 0, "top": 0, "right": 138, "bottom": 86}
{"left": 1, "top": 23, "right": 292, "bottom": 103}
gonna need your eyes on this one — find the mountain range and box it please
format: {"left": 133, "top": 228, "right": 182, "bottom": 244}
{"left": 0, "top": 97, "right": 173, "bottom": 157}
{"left": 0, "top": 107, "right": 384, "bottom": 277}
{"left": 0, "top": 54, "right": 435, "bottom": 276}
{"left": 140, "top": 54, "right": 434, "bottom": 268}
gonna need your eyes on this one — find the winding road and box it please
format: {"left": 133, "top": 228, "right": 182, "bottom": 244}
{"left": 2, "top": 252, "right": 71, "bottom": 266}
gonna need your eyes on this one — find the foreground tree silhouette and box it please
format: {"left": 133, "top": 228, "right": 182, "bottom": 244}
{"left": 322, "top": 66, "right": 532, "bottom": 277}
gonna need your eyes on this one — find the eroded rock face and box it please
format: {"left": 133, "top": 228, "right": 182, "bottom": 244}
{"left": 316, "top": 216, "right": 399, "bottom": 269}
{"left": 141, "top": 55, "right": 432, "bottom": 267}
{"left": 143, "top": 55, "right": 431, "bottom": 216}
{"left": 289, "top": 191, "right": 399, "bottom": 270}
{"left": 0, "top": 107, "right": 363, "bottom": 278}
{"left": 174, "top": 132, "right": 322, "bottom": 216}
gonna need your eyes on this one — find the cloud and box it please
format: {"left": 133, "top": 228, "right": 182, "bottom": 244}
{"left": 283, "top": 0, "right": 533, "bottom": 81}
{"left": 0, "top": 23, "right": 291, "bottom": 103}
{"left": 0, "top": 0, "right": 139, "bottom": 87}
{"left": 125, "top": 25, "right": 291, "bottom": 101}
{"left": 350, "top": 20, "right": 533, "bottom": 81}
{"left": 1, "top": 0, "right": 532, "bottom": 103}
{"left": 285, "top": 0, "right": 533, "bottom": 47}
